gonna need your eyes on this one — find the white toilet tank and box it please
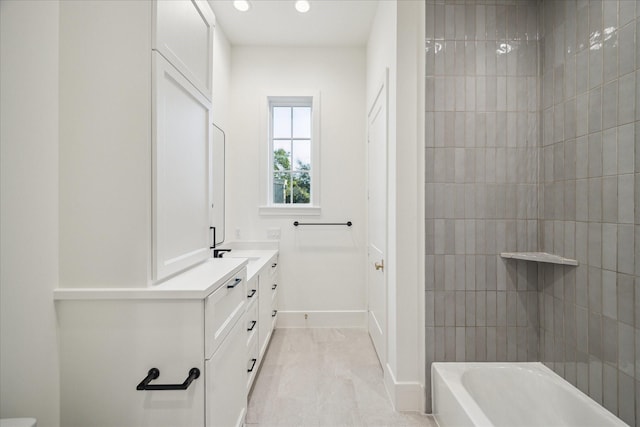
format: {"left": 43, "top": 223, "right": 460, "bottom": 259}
{"left": 0, "top": 419, "right": 37, "bottom": 427}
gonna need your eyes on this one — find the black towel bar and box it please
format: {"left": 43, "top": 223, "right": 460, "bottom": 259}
{"left": 293, "top": 221, "right": 352, "bottom": 227}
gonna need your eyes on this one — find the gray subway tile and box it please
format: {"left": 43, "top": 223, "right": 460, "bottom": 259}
{"left": 617, "top": 224, "right": 635, "bottom": 275}
{"left": 617, "top": 273, "right": 634, "bottom": 326}
{"left": 588, "top": 132, "right": 603, "bottom": 178}
{"left": 618, "top": 123, "right": 635, "bottom": 175}
{"left": 602, "top": 176, "right": 618, "bottom": 223}
{"left": 576, "top": 304, "right": 589, "bottom": 353}
{"left": 602, "top": 316, "right": 617, "bottom": 365}
{"left": 588, "top": 223, "right": 602, "bottom": 268}
{"left": 588, "top": 312, "right": 603, "bottom": 360}
{"left": 602, "top": 223, "right": 618, "bottom": 271}
{"left": 577, "top": 351, "right": 589, "bottom": 394}
{"left": 601, "top": 80, "right": 618, "bottom": 130}
{"left": 602, "top": 128, "right": 617, "bottom": 176}
{"left": 618, "top": 322, "right": 635, "bottom": 377}
{"left": 618, "top": 372, "right": 635, "bottom": 426}
{"left": 618, "top": 72, "right": 636, "bottom": 126}
{"left": 601, "top": 270, "right": 617, "bottom": 320}
{"left": 589, "top": 47, "right": 603, "bottom": 91}
{"left": 589, "top": 266, "right": 603, "bottom": 314}
{"left": 602, "top": 363, "right": 618, "bottom": 414}
{"left": 618, "top": 174, "right": 634, "bottom": 224}
{"left": 618, "top": 21, "right": 636, "bottom": 77}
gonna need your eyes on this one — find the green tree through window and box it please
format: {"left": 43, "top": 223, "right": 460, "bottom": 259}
{"left": 271, "top": 103, "right": 312, "bottom": 204}
{"left": 273, "top": 148, "right": 310, "bottom": 204}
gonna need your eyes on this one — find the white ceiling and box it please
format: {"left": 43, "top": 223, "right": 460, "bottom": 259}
{"left": 207, "top": 0, "right": 379, "bottom": 47}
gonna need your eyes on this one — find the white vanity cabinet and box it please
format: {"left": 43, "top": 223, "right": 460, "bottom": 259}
{"left": 154, "top": 0, "right": 214, "bottom": 100}
{"left": 245, "top": 276, "right": 260, "bottom": 390}
{"left": 56, "top": 260, "right": 248, "bottom": 427}
{"left": 59, "top": 0, "right": 216, "bottom": 287}
{"left": 221, "top": 247, "right": 279, "bottom": 392}
{"left": 258, "top": 256, "right": 279, "bottom": 362}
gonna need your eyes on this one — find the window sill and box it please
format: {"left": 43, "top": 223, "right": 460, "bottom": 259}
{"left": 258, "top": 205, "right": 321, "bottom": 216}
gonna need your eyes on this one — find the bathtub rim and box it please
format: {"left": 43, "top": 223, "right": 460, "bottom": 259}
{"left": 432, "top": 362, "right": 493, "bottom": 426}
{"left": 431, "top": 361, "right": 629, "bottom": 427}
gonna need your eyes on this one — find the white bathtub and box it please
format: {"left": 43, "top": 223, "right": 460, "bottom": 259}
{"left": 432, "top": 362, "right": 628, "bottom": 427}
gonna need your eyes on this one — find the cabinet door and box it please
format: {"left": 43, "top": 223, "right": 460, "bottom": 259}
{"left": 154, "top": 0, "right": 214, "bottom": 100}
{"left": 58, "top": 300, "right": 205, "bottom": 427}
{"left": 206, "top": 317, "right": 247, "bottom": 427}
{"left": 258, "top": 270, "right": 273, "bottom": 359}
{"left": 153, "top": 53, "right": 212, "bottom": 281}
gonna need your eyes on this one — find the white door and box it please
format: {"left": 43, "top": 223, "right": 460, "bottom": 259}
{"left": 367, "top": 72, "right": 388, "bottom": 367}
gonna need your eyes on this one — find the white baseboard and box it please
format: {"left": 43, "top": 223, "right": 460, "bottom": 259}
{"left": 276, "top": 310, "right": 367, "bottom": 328}
{"left": 384, "top": 363, "right": 426, "bottom": 413}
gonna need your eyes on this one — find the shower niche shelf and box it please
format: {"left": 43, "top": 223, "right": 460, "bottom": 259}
{"left": 500, "top": 252, "right": 578, "bottom": 266}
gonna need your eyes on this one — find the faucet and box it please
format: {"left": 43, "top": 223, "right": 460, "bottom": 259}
{"left": 213, "top": 248, "right": 232, "bottom": 258}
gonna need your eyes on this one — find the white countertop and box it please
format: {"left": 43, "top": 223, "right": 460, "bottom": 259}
{"left": 53, "top": 258, "right": 247, "bottom": 300}
{"left": 53, "top": 245, "right": 280, "bottom": 300}
{"left": 217, "top": 249, "right": 279, "bottom": 282}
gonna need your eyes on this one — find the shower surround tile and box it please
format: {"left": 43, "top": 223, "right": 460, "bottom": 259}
{"left": 426, "top": 0, "right": 639, "bottom": 424}
{"left": 424, "top": 0, "right": 540, "bottom": 413}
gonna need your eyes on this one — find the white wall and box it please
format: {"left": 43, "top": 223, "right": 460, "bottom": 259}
{"left": 227, "top": 47, "right": 367, "bottom": 326}
{"left": 0, "top": 1, "right": 61, "bottom": 425}
{"left": 393, "top": 0, "right": 425, "bottom": 411}
{"left": 58, "top": 0, "right": 152, "bottom": 289}
{"left": 366, "top": 0, "right": 425, "bottom": 412}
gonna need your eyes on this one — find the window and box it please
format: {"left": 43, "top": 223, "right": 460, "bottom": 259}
{"left": 260, "top": 93, "right": 320, "bottom": 215}
{"left": 271, "top": 100, "right": 312, "bottom": 204}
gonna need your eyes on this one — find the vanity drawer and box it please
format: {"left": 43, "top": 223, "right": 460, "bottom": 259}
{"left": 246, "top": 300, "right": 258, "bottom": 347}
{"left": 268, "top": 256, "right": 278, "bottom": 279}
{"left": 271, "top": 298, "right": 278, "bottom": 329}
{"left": 271, "top": 282, "right": 278, "bottom": 304}
{"left": 246, "top": 276, "right": 258, "bottom": 302}
{"left": 246, "top": 336, "right": 259, "bottom": 391}
{"left": 205, "top": 268, "right": 247, "bottom": 359}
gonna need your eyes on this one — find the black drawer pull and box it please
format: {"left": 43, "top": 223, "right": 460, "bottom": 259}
{"left": 247, "top": 320, "right": 257, "bottom": 331}
{"left": 272, "top": 284, "right": 277, "bottom": 290}
{"left": 136, "top": 368, "right": 200, "bottom": 391}
{"left": 272, "top": 310, "right": 277, "bottom": 318}
{"left": 247, "top": 358, "right": 257, "bottom": 373}
{"left": 247, "top": 289, "right": 257, "bottom": 298}
{"left": 227, "top": 278, "right": 242, "bottom": 288}
{"left": 271, "top": 263, "right": 277, "bottom": 268}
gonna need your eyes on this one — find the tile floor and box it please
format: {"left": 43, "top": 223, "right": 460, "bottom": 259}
{"left": 246, "top": 328, "right": 437, "bottom": 427}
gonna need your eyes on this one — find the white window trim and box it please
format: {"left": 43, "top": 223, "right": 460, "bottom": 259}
{"left": 259, "top": 91, "right": 321, "bottom": 216}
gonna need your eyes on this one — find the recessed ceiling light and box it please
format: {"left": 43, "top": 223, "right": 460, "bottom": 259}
{"left": 233, "top": 0, "right": 250, "bottom": 12}
{"left": 294, "top": 0, "right": 310, "bottom": 13}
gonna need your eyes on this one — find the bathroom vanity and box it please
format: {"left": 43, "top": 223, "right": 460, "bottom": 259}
{"left": 55, "top": 247, "right": 279, "bottom": 427}
{"left": 214, "top": 242, "right": 281, "bottom": 391}
{"left": 54, "top": 1, "right": 282, "bottom": 424}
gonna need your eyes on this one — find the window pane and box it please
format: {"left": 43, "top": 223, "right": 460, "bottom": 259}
{"left": 292, "top": 139, "right": 311, "bottom": 171}
{"left": 273, "top": 140, "right": 291, "bottom": 171}
{"left": 291, "top": 172, "right": 310, "bottom": 203}
{"left": 292, "top": 107, "right": 311, "bottom": 138}
{"left": 273, "top": 172, "right": 290, "bottom": 204}
{"left": 273, "top": 107, "right": 291, "bottom": 138}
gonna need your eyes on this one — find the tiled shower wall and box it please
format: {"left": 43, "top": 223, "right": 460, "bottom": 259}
{"left": 425, "top": 0, "right": 640, "bottom": 424}
{"left": 424, "top": 0, "right": 541, "bottom": 411}
{"left": 537, "top": 1, "right": 639, "bottom": 425}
